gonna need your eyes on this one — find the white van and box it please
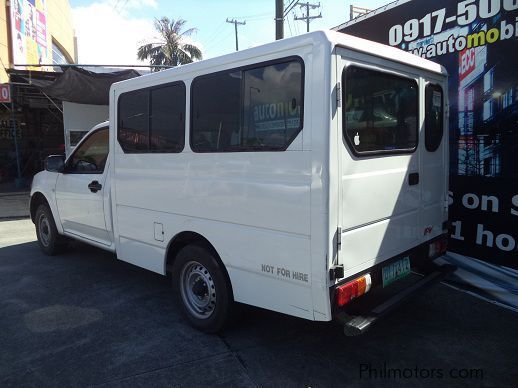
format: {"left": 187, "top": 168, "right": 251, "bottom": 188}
{"left": 30, "top": 31, "right": 453, "bottom": 335}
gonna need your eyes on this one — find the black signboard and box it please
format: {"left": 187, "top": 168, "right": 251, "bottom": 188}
{"left": 339, "top": 0, "right": 518, "bottom": 269}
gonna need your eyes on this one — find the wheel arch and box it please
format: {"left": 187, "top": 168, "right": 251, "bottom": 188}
{"left": 165, "top": 231, "right": 234, "bottom": 300}
{"left": 30, "top": 192, "right": 63, "bottom": 234}
{"left": 30, "top": 192, "right": 50, "bottom": 223}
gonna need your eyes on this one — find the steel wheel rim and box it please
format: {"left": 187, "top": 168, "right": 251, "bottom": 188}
{"left": 179, "top": 260, "right": 217, "bottom": 319}
{"left": 38, "top": 213, "right": 51, "bottom": 247}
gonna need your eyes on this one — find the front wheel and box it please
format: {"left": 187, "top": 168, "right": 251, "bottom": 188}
{"left": 172, "top": 244, "right": 233, "bottom": 333}
{"left": 35, "top": 204, "right": 67, "bottom": 255}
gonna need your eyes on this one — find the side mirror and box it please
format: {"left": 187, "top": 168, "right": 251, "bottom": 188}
{"left": 45, "top": 155, "right": 65, "bottom": 173}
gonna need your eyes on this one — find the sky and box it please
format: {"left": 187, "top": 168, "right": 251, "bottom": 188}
{"left": 70, "top": 0, "right": 393, "bottom": 67}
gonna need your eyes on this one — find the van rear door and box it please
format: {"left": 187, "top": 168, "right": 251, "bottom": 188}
{"left": 336, "top": 49, "right": 421, "bottom": 275}
{"left": 419, "top": 81, "right": 448, "bottom": 244}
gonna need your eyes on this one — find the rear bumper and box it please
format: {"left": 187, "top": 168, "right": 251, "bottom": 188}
{"left": 333, "top": 234, "right": 448, "bottom": 290}
{"left": 331, "top": 234, "right": 455, "bottom": 335}
{"left": 335, "top": 263, "right": 456, "bottom": 336}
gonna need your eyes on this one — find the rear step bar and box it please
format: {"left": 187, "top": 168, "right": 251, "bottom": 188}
{"left": 336, "top": 264, "right": 457, "bottom": 336}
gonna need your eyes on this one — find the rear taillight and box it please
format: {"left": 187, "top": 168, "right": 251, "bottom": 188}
{"left": 335, "top": 274, "right": 372, "bottom": 307}
{"left": 428, "top": 237, "right": 448, "bottom": 258}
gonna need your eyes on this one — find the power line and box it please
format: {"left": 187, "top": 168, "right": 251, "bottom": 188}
{"left": 284, "top": 0, "right": 299, "bottom": 17}
{"left": 225, "top": 18, "right": 246, "bottom": 51}
{"left": 229, "top": 11, "right": 272, "bottom": 19}
{"left": 286, "top": 13, "right": 293, "bottom": 37}
{"left": 294, "top": 2, "right": 321, "bottom": 33}
{"left": 293, "top": 12, "right": 300, "bottom": 35}
{"left": 111, "top": 0, "right": 121, "bottom": 12}
{"left": 209, "top": 30, "right": 234, "bottom": 52}
{"left": 203, "top": 21, "right": 227, "bottom": 47}
{"left": 246, "top": 15, "right": 274, "bottom": 21}
{"left": 114, "top": 0, "right": 129, "bottom": 14}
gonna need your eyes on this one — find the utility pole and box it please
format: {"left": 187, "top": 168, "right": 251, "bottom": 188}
{"left": 275, "top": 0, "right": 283, "bottom": 40}
{"left": 226, "top": 18, "right": 246, "bottom": 51}
{"left": 9, "top": 82, "right": 22, "bottom": 186}
{"left": 294, "top": 2, "right": 321, "bottom": 33}
{"left": 275, "top": 0, "right": 303, "bottom": 40}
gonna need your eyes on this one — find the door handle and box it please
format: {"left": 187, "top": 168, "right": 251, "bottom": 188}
{"left": 408, "top": 172, "right": 419, "bottom": 186}
{"left": 88, "top": 180, "right": 102, "bottom": 193}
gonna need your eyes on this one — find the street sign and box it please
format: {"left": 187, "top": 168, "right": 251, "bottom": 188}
{"left": 0, "top": 84, "right": 11, "bottom": 103}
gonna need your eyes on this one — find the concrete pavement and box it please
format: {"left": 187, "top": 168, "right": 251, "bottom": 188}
{"left": 0, "top": 219, "right": 35, "bottom": 247}
{"left": 0, "top": 219, "right": 517, "bottom": 387}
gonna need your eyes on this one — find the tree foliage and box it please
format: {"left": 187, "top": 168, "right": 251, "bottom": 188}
{"left": 137, "top": 18, "right": 202, "bottom": 70}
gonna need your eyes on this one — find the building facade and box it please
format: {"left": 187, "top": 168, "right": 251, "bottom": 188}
{"left": 1, "top": 0, "right": 76, "bottom": 83}
{"left": 1, "top": 0, "right": 76, "bottom": 189}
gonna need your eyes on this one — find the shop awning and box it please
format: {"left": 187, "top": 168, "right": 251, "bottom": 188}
{"left": 7, "top": 67, "right": 141, "bottom": 105}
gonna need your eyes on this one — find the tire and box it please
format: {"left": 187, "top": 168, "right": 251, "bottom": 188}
{"left": 172, "top": 244, "right": 233, "bottom": 333}
{"left": 35, "top": 204, "right": 67, "bottom": 255}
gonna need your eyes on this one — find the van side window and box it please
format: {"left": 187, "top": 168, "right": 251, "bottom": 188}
{"left": 190, "top": 71, "right": 241, "bottom": 152}
{"left": 118, "top": 82, "right": 186, "bottom": 153}
{"left": 425, "top": 84, "right": 443, "bottom": 152}
{"left": 191, "top": 58, "right": 304, "bottom": 152}
{"left": 118, "top": 89, "right": 148, "bottom": 152}
{"left": 343, "top": 67, "right": 418, "bottom": 155}
{"left": 150, "top": 84, "right": 185, "bottom": 152}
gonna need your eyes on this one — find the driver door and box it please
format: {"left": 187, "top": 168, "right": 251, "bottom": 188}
{"left": 55, "top": 127, "right": 111, "bottom": 246}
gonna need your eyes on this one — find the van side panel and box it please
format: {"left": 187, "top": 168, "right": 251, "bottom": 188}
{"left": 308, "top": 41, "right": 334, "bottom": 320}
{"left": 113, "top": 142, "right": 314, "bottom": 318}
{"left": 111, "top": 45, "right": 325, "bottom": 320}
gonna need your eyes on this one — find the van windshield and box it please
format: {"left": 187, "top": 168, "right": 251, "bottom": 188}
{"left": 343, "top": 66, "right": 418, "bottom": 155}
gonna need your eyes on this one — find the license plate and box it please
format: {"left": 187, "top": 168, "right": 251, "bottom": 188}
{"left": 382, "top": 256, "right": 411, "bottom": 287}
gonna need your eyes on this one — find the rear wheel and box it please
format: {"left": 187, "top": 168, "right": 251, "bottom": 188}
{"left": 35, "top": 204, "right": 67, "bottom": 255}
{"left": 172, "top": 244, "right": 233, "bottom": 333}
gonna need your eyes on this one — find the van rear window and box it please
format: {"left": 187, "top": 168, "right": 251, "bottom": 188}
{"left": 343, "top": 67, "right": 418, "bottom": 155}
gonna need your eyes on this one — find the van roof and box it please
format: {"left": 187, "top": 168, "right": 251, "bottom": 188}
{"left": 113, "top": 30, "right": 446, "bottom": 92}
{"left": 324, "top": 30, "right": 447, "bottom": 76}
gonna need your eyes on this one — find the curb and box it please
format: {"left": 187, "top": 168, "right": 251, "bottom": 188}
{"left": 0, "top": 192, "right": 30, "bottom": 197}
{"left": 0, "top": 216, "right": 31, "bottom": 221}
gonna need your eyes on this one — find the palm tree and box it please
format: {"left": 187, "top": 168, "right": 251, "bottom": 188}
{"left": 137, "top": 18, "right": 202, "bottom": 70}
